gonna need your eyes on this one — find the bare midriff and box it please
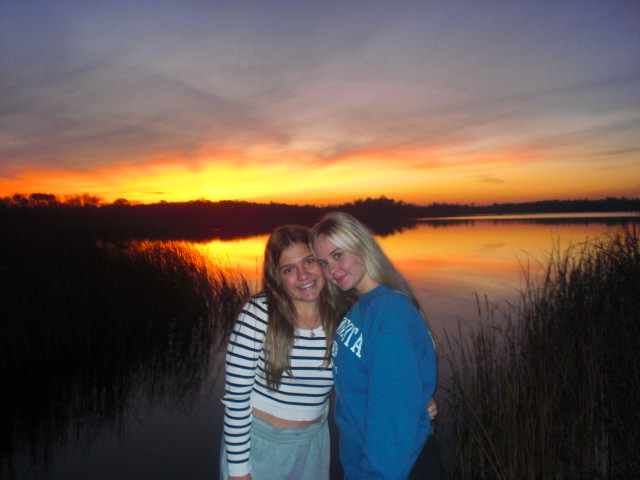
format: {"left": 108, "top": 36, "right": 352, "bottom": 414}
{"left": 252, "top": 408, "right": 322, "bottom": 429}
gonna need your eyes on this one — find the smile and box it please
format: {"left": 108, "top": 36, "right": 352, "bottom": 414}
{"left": 298, "top": 281, "right": 316, "bottom": 289}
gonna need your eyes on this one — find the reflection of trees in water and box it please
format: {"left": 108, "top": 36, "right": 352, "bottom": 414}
{"left": 419, "top": 216, "right": 638, "bottom": 229}
{"left": 0, "top": 233, "right": 249, "bottom": 476}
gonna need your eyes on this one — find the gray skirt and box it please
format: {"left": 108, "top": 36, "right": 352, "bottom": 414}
{"left": 220, "top": 414, "right": 330, "bottom": 480}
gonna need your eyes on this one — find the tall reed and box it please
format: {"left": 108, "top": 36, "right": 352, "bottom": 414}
{"left": 443, "top": 226, "right": 640, "bottom": 479}
{"left": 0, "top": 232, "right": 249, "bottom": 474}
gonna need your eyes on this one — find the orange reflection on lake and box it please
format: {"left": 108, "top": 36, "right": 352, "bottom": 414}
{"left": 383, "top": 220, "right": 621, "bottom": 295}
{"left": 192, "top": 217, "right": 631, "bottom": 335}
{"left": 378, "top": 219, "right": 630, "bottom": 334}
{"left": 196, "top": 235, "right": 269, "bottom": 292}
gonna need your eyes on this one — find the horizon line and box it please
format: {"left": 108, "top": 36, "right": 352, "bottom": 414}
{"left": 3, "top": 192, "right": 638, "bottom": 208}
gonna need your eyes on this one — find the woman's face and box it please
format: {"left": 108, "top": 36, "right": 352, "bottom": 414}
{"left": 278, "top": 242, "right": 325, "bottom": 305}
{"left": 313, "top": 235, "right": 376, "bottom": 294}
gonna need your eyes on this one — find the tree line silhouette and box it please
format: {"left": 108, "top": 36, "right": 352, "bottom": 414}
{"left": 1, "top": 193, "right": 638, "bottom": 240}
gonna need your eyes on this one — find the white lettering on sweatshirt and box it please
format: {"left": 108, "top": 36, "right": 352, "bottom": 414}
{"left": 336, "top": 317, "right": 363, "bottom": 358}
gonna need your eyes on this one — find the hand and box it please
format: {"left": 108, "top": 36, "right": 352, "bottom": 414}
{"left": 427, "top": 397, "right": 438, "bottom": 421}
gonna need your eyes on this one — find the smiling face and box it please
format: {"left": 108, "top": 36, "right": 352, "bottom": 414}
{"left": 278, "top": 242, "right": 325, "bottom": 307}
{"left": 312, "top": 234, "right": 378, "bottom": 294}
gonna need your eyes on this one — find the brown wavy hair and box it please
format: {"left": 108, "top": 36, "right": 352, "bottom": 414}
{"left": 263, "top": 225, "right": 352, "bottom": 389}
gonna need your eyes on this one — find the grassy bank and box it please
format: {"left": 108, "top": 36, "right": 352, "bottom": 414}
{"left": 0, "top": 232, "right": 249, "bottom": 473}
{"left": 443, "top": 226, "right": 640, "bottom": 479}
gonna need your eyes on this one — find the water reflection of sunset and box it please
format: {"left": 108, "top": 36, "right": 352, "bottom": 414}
{"left": 197, "top": 235, "right": 269, "bottom": 292}
{"left": 193, "top": 220, "right": 622, "bottom": 327}
{"left": 381, "top": 222, "right": 617, "bottom": 289}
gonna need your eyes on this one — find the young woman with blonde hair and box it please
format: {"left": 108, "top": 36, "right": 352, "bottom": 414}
{"left": 311, "top": 212, "right": 439, "bottom": 480}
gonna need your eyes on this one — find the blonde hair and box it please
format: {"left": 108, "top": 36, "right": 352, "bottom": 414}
{"left": 310, "top": 212, "right": 426, "bottom": 317}
{"left": 262, "top": 225, "right": 348, "bottom": 389}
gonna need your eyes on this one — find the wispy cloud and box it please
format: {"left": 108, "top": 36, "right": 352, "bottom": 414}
{"left": 1, "top": 0, "right": 638, "bottom": 203}
{"left": 477, "top": 176, "right": 506, "bottom": 184}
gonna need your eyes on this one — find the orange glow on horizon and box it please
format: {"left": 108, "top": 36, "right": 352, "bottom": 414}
{"left": 1, "top": 144, "right": 638, "bottom": 205}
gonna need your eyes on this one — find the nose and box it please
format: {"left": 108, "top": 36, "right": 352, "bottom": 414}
{"left": 327, "top": 260, "right": 338, "bottom": 276}
{"left": 298, "top": 265, "right": 311, "bottom": 280}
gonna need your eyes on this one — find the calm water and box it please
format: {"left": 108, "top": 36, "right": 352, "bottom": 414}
{"left": 198, "top": 213, "right": 636, "bottom": 341}
{"left": 9, "top": 213, "right": 636, "bottom": 479}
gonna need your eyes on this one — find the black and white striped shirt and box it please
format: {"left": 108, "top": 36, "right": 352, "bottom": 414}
{"left": 221, "top": 294, "right": 334, "bottom": 477}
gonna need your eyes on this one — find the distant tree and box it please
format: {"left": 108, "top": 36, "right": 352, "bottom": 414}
{"left": 64, "top": 193, "right": 103, "bottom": 207}
{"left": 12, "top": 194, "right": 29, "bottom": 207}
{"left": 112, "top": 198, "right": 130, "bottom": 206}
{"left": 64, "top": 195, "right": 81, "bottom": 207}
{"left": 83, "top": 194, "right": 103, "bottom": 207}
{"left": 29, "top": 193, "right": 58, "bottom": 206}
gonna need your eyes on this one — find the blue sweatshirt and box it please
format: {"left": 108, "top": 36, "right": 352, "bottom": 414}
{"left": 332, "top": 285, "right": 437, "bottom": 480}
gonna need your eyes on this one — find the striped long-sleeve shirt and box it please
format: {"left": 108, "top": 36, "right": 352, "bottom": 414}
{"left": 221, "top": 294, "right": 334, "bottom": 477}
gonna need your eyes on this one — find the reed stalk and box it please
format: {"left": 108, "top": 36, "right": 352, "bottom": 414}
{"left": 442, "top": 226, "right": 640, "bottom": 479}
{"left": 0, "top": 232, "right": 249, "bottom": 475}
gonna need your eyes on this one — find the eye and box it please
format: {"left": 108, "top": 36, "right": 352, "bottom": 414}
{"left": 304, "top": 257, "right": 316, "bottom": 265}
{"left": 282, "top": 266, "right": 294, "bottom": 275}
{"left": 317, "top": 259, "right": 328, "bottom": 269}
{"left": 332, "top": 251, "right": 343, "bottom": 261}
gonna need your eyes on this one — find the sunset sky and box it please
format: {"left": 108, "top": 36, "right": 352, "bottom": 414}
{"left": 2, "top": 0, "right": 639, "bottom": 206}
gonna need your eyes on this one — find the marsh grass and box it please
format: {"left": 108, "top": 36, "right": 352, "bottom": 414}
{"left": 0, "top": 232, "right": 249, "bottom": 475}
{"left": 443, "top": 226, "right": 640, "bottom": 479}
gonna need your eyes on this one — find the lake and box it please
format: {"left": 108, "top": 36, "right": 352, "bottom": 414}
{"left": 7, "top": 213, "right": 636, "bottom": 479}
{"left": 197, "top": 212, "right": 636, "bottom": 341}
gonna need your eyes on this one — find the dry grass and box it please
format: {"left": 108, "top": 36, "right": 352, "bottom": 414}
{"left": 443, "top": 226, "right": 640, "bottom": 479}
{"left": 0, "top": 233, "right": 249, "bottom": 474}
